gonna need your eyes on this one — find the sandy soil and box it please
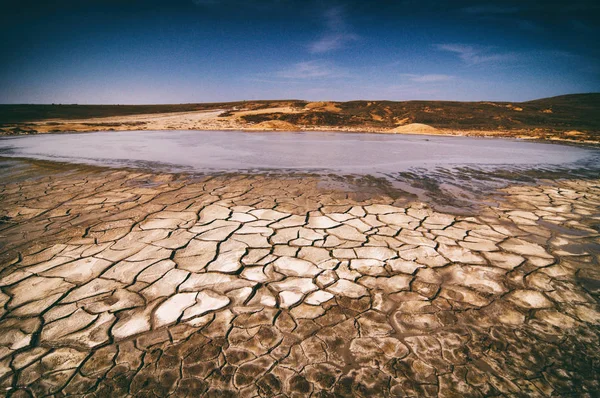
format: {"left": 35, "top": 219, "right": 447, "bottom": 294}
{"left": 388, "top": 123, "right": 442, "bottom": 135}
{"left": 3, "top": 107, "right": 598, "bottom": 145}
{"left": 232, "top": 106, "right": 304, "bottom": 118}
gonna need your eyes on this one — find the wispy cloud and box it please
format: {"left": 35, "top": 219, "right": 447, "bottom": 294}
{"left": 461, "top": 5, "right": 521, "bottom": 15}
{"left": 308, "top": 6, "right": 359, "bottom": 54}
{"left": 460, "top": 5, "right": 543, "bottom": 33}
{"left": 277, "top": 60, "right": 347, "bottom": 79}
{"left": 401, "top": 73, "right": 454, "bottom": 83}
{"left": 435, "top": 44, "right": 516, "bottom": 65}
{"left": 191, "top": 0, "right": 288, "bottom": 8}
{"left": 569, "top": 19, "right": 596, "bottom": 33}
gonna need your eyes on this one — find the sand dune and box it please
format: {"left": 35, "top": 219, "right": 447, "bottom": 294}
{"left": 245, "top": 120, "right": 299, "bottom": 131}
{"left": 388, "top": 123, "right": 441, "bottom": 135}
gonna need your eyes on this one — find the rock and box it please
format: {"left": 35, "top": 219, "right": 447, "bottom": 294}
{"left": 41, "top": 257, "right": 112, "bottom": 283}
{"left": 182, "top": 290, "right": 230, "bottom": 320}
{"left": 358, "top": 274, "right": 412, "bottom": 293}
{"left": 273, "top": 256, "right": 321, "bottom": 277}
{"left": 507, "top": 289, "right": 553, "bottom": 309}
{"left": 398, "top": 246, "right": 449, "bottom": 267}
{"left": 327, "top": 225, "right": 366, "bottom": 242}
{"left": 305, "top": 290, "right": 334, "bottom": 305}
{"left": 140, "top": 268, "right": 189, "bottom": 300}
{"left": 350, "top": 337, "right": 409, "bottom": 366}
{"left": 307, "top": 215, "right": 340, "bottom": 229}
{"left": 439, "top": 265, "right": 507, "bottom": 294}
{"left": 279, "top": 291, "right": 304, "bottom": 308}
{"left": 327, "top": 279, "right": 368, "bottom": 298}
{"left": 154, "top": 293, "right": 198, "bottom": 327}
{"left": 207, "top": 245, "right": 245, "bottom": 273}
{"left": 270, "top": 277, "right": 318, "bottom": 294}
{"left": 388, "top": 259, "right": 423, "bottom": 274}
{"left": 8, "top": 276, "right": 74, "bottom": 308}
{"left": 180, "top": 272, "right": 255, "bottom": 294}
{"left": 349, "top": 259, "right": 387, "bottom": 276}
{"left": 483, "top": 251, "right": 525, "bottom": 270}
{"left": 500, "top": 238, "right": 553, "bottom": 259}
{"left": 354, "top": 247, "right": 396, "bottom": 261}
{"left": 112, "top": 300, "right": 161, "bottom": 340}
{"left": 438, "top": 244, "right": 486, "bottom": 264}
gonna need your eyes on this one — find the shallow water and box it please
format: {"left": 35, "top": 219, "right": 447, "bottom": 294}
{"left": 0, "top": 130, "right": 598, "bottom": 174}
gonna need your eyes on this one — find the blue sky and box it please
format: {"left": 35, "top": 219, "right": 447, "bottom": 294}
{"left": 0, "top": 0, "right": 598, "bottom": 103}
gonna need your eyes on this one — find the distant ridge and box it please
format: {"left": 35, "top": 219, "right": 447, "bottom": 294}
{"left": 0, "top": 93, "right": 598, "bottom": 124}
{"left": 524, "top": 92, "right": 600, "bottom": 105}
{"left": 1, "top": 94, "right": 598, "bottom": 142}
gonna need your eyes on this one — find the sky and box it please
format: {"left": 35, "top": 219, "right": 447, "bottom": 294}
{"left": 0, "top": 0, "right": 599, "bottom": 104}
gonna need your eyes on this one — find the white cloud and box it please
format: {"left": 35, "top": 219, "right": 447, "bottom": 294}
{"left": 308, "top": 7, "right": 359, "bottom": 54}
{"left": 309, "top": 33, "right": 359, "bottom": 53}
{"left": 435, "top": 44, "right": 516, "bottom": 65}
{"left": 277, "top": 60, "right": 346, "bottom": 79}
{"left": 402, "top": 74, "right": 454, "bottom": 83}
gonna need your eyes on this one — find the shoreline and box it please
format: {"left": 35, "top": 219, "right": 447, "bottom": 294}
{"left": 2, "top": 126, "right": 600, "bottom": 149}
{"left": 1, "top": 149, "right": 598, "bottom": 215}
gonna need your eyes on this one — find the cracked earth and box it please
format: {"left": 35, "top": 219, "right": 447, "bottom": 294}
{"left": 0, "top": 159, "right": 599, "bottom": 397}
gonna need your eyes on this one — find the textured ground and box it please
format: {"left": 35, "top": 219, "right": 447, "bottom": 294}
{"left": 0, "top": 159, "right": 599, "bottom": 397}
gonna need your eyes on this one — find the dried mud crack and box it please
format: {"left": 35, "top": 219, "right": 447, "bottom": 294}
{"left": 0, "top": 159, "right": 599, "bottom": 397}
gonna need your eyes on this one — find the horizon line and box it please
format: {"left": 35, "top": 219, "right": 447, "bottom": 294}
{"left": 1, "top": 92, "right": 598, "bottom": 107}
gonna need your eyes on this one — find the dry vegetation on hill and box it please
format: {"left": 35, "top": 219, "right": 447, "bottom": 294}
{"left": 1, "top": 94, "right": 598, "bottom": 142}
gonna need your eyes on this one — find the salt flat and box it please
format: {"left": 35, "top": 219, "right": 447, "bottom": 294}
{"left": 0, "top": 130, "right": 597, "bottom": 174}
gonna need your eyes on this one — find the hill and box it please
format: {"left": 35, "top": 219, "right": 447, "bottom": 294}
{"left": 0, "top": 94, "right": 598, "bottom": 142}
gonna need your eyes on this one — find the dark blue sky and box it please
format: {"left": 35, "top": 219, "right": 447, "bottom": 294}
{"left": 1, "top": 0, "right": 599, "bottom": 103}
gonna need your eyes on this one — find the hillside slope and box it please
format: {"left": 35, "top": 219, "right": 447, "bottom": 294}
{"left": 1, "top": 94, "right": 598, "bottom": 142}
{"left": 240, "top": 94, "right": 600, "bottom": 133}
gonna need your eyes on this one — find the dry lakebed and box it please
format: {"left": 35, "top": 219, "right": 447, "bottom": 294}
{"left": 0, "top": 130, "right": 599, "bottom": 397}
